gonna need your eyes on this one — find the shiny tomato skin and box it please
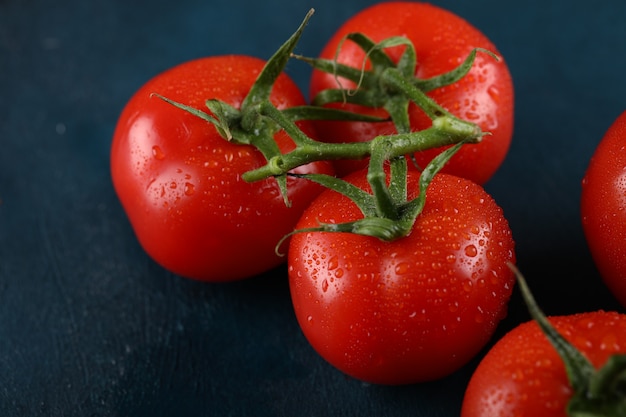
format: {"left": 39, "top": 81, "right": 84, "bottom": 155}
{"left": 581, "top": 111, "right": 626, "bottom": 307}
{"left": 288, "top": 171, "right": 516, "bottom": 384}
{"left": 461, "top": 311, "right": 626, "bottom": 417}
{"left": 310, "top": 2, "right": 514, "bottom": 184}
{"left": 111, "top": 55, "right": 333, "bottom": 282}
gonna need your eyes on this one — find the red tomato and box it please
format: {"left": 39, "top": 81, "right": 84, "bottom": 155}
{"left": 461, "top": 311, "right": 626, "bottom": 417}
{"left": 309, "top": 2, "right": 514, "bottom": 184}
{"left": 111, "top": 55, "right": 333, "bottom": 282}
{"left": 581, "top": 110, "right": 626, "bottom": 308}
{"left": 288, "top": 170, "right": 516, "bottom": 384}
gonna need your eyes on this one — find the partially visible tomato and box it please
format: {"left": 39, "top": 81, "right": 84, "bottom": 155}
{"left": 309, "top": 2, "right": 514, "bottom": 184}
{"left": 581, "top": 110, "right": 626, "bottom": 308}
{"left": 288, "top": 170, "right": 515, "bottom": 384}
{"left": 461, "top": 311, "right": 626, "bottom": 417}
{"left": 111, "top": 55, "right": 333, "bottom": 282}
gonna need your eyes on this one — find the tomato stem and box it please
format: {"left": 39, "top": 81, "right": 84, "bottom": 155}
{"left": 241, "top": 111, "right": 481, "bottom": 182}
{"left": 242, "top": 9, "right": 315, "bottom": 109}
{"left": 510, "top": 263, "right": 626, "bottom": 417}
{"left": 155, "top": 10, "right": 489, "bottom": 241}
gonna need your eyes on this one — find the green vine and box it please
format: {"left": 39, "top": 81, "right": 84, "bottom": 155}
{"left": 154, "top": 9, "right": 491, "bottom": 241}
{"left": 511, "top": 264, "right": 626, "bottom": 417}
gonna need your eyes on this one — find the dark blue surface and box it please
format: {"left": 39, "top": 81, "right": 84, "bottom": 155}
{"left": 1, "top": 0, "right": 625, "bottom": 416}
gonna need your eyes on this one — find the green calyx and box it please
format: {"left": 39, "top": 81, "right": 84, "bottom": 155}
{"left": 511, "top": 264, "right": 626, "bottom": 417}
{"left": 155, "top": 9, "right": 490, "bottom": 242}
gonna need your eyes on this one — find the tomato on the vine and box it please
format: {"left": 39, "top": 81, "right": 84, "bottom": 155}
{"left": 461, "top": 311, "right": 626, "bottom": 417}
{"left": 309, "top": 2, "right": 514, "bottom": 184}
{"left": 111, "top": 55, "right": 333, "bottom": 282}
{"left": 581, "top": 110, "right": 626, "bottom": 308}
{"left": 287, "top": 170, "right": 515, "bottom": 384}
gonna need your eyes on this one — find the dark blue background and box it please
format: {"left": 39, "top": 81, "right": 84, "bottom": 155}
{"left": 1, "top": 0, "right": 625, "bottom": 415}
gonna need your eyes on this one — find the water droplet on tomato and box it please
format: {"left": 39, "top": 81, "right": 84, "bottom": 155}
{"left": 474, "top": 313, "right": 485, "bottom": 324}
{"left": 487, "top": 85, "right": 500, "bottom": 102}
{"left": 474, "top": 306, "right": 486, "bottom": 323}
{"left": 152, "top": 145, "right": 165, "bottom": 160}
{"left": 328, "top": 256, "right": 338, "bottom": 270}
{"left": 600, "top": 333, "right": 620, "bottom": 351}
{"left": 321, "top": 279, "right": 329, "bottom": 293}
{"left": 169, "top": 182, "right": 177, "bottom": 189}
{"left": 184, "top": 182, "right": 195, "bottom": 196}
{"left": 534, "top": 358, "right": 553, "bottom": 369}
{"left": 464, "top": 244, "right": 478, "bottom": 257}
{"left": 511, "top": 368, "right": 525, "bottom": 381}
{"left": 334, "top": 268, "right": 344, "bottom": 278}
{"left": 395, "top": 262, "right": 409, "bottom": 275}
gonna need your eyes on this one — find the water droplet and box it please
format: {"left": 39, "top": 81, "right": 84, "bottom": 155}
{"left": 487, "top": 85, "right": 500, "bottom": 102}
{"left": 321, "top": 279, "right": 329, "bottom": 293}
{"left": 464, "top": 244, "right": 478, "bottom": 257}
{"left": 600, "top": 333, "right": 619, "bottom": 351}
{"left": 169, "top": 182, "right": 177, "bottom": 189}
{"left": 334, "top": 268, "right": 344, "bottom": 278}
{"left": 152, "top": 145, "right": 165, "bottom": 160}
{"left": 474, "top": 313, "right": 485, "bottom": 323}
{"left": 511, "top": 368, "right": 524, "bottom": 381}
{"left": 328, "top": 256, "right": 338, "bottom": 270}
{"left": 184, "top": 182, "right": 195, "bottom": 196}
{"left": 395, "top": 262, "right": 409, "bottom": 275}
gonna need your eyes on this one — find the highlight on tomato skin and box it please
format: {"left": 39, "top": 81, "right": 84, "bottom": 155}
{"left": 461, "top": 311, "right": 626, "bottom": 417}
{"left": 581, "top": 110, "right": 626, "bottom": 309}
{"left": 287, "top": 170, "right": 516, "bottom": 385}
{"left": 308, "top": 1, "right": 515, "bottom": 184}
{"left": 110, "top": 55, "right": 334, "bottom": 282}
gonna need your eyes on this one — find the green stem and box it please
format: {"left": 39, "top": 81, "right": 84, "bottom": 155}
{"left": 367, "top": 140, "right": 399, "bottom": 220}
{"left": 381, "top": 67, "right": 450, "bottom": 120}
{"left": 155, "top": 10, "right": 491, "bottom": 242}
{"left": 242, "top": 9, "right": 314, "bottom": 108}
{"left": 515, "top": 264, "right": 596, "bottom": 390}
{"left": 510, "top": 264, "right": 626, "bottom": 417}
{"left": 242, "top": 113, "right": 481, "bottom": 182}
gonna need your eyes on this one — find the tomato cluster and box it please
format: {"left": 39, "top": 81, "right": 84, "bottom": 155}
{"left": 110, "top": 1, "right": 626, "bottom": 415}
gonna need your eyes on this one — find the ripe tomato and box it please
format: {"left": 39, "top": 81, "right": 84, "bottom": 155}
{"left": 581, "top": 110, "right": 626, "bottom": 308}
{"left": 111, "top": 55, "right": 333, "bottom": 282}
{"left": 288, "top": 170, "right": 516, "bottom": 384}
{"left": 309, "top": 2, "right": 514, "bottom": 184}
{"left": 461, "top": 311, "right": 626, "bottom": 417}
